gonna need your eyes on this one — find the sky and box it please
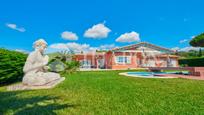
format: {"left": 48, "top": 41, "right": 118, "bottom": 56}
{"left": 0, "top": 0, "right": 204, "bottom": 53}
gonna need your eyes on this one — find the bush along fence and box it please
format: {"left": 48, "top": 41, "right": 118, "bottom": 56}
{"left": 0, "top": 48, "right": 27, "bottom": 85}
{"left": 179, "top": 57, "right": 204, "bottom": 67}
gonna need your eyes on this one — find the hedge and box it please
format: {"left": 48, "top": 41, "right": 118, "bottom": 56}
{"left": 0, "top": 48, "right": 27, "bottom": 85}
{"left": 179, "top": 57, "right": 204, "bottom": 67}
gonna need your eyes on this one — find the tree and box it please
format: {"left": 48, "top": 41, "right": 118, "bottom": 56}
{"left": 48, "top": 50, "right": 80, "bottom": 74}
{"left": 190, "top": 33, "right": 204, "bottom": 47}
{"left": 198, "top": 48, "right": 202, "bottom": 57}
{"left": 190, "top": 33, "right": 204, "bottom": 57}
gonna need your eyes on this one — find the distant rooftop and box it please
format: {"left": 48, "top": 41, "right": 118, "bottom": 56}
{"left": 111, "top": 42, "right": 174, "bottom": 53}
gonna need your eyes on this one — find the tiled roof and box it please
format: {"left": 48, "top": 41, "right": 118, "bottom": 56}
{"left": 75, "top": 52, "right": 105, "bottom": 55}
{"left": 111, "top": 42, "right": 174, "bottom": 53}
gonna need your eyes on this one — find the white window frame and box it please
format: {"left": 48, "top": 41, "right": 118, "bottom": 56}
{"left": 80, "top": 60, "right": 91, "bottom": 68}
{"left": 115, "top": 56, "right": 131, "bottom": 64}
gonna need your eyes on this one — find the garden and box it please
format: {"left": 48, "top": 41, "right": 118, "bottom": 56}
{"left": 1, "top": 49, "right": 204, "bottom": 114}
{"left": 1, "top": 70, "right": 204, "bottom": 114}
{"left": 1, "top": 33, "right": 204, "bottom": 114}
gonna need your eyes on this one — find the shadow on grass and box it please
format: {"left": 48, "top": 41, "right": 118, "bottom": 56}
{"left": 0, "top": 79, "right": 22, "bottom": 87}
{"left": 0, "top": 90, "right": 77, "bottom": 115}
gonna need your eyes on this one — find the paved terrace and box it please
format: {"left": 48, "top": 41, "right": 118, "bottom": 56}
{"left": 166, "top": 74, "right": 204, "bottom": 80}
{"left": 79, "top": 67, "right": 204, "bottom": 80}
{"left": 149, "top": 67, "right": 204, "bottom": 80}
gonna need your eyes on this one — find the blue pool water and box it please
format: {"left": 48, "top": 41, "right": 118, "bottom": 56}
{"left": 126, "top": 71, "right": 188, "bottom": 77}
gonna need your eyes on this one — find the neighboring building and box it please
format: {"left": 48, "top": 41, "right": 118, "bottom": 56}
{"left": 74, "top": 42, "right": 179, "bottom": 69}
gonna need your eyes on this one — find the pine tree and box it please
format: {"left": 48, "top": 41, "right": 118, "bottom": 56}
{"left": 198, "top": 48, "right": 202, "bottom": 57}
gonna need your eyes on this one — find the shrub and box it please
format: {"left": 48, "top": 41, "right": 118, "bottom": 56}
{"left": 62, "top": 61, "right": 80, "bottom": 74}
{"left": 48, "top": 59, "right": 66, "bottom": 72}
{"left": 179, "top": 57, "right": 204, "bottom": 67}
{"left": 48, "top": 50, "right": 80, "bottom": 74}
{"left": 0, "top": 48, "right": 27, "bottom": 85}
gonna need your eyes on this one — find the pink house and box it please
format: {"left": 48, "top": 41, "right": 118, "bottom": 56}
{"left": 74, "top": 42, "right": 179, "bottom": 69}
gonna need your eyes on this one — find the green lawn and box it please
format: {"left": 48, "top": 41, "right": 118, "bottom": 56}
{"left": 1, "top": 70, "right": 204, "bottom": 115}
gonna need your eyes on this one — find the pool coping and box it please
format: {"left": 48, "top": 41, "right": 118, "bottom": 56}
{"left": 119, "top": 72, "right": 178, "bottom": 79}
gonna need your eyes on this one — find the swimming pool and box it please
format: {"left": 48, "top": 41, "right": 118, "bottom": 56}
{"left": 120, "top": 71, "right": 188, "bottom": 78}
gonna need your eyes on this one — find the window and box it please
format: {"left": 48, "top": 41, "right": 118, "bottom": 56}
{"left": 116, "top": 56, "right": 131, "bottom": 64}
{"left": 80, "top": 60, "right": 91, "bottom": 68}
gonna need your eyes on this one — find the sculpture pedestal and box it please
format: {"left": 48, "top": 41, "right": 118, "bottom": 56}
{"left": 7, "top": 77, "right": 65, "bottom": 91}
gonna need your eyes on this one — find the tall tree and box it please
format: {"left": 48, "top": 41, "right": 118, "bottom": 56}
{"left": 198, "top": 48, "right": 202, "bottom": 57}
{"left": 190, "top": 33, "right": 204, "bottom": 57}
{"left": 190, "top": 33, "right": 204, "bottom": 47}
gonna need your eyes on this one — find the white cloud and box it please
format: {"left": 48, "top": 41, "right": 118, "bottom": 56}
{"left": 50, "top": 43, "right": 68, "bottom": 49}
{"left": 48, "top": 42, "right": 95, "bottom": 53}
{"left": 6, "top": 23, "right": 26, "bottom": 32}
{"left": 179, "top": 47, "right": 200, "bottom": 52}
{"left": 179, "top": 39, "right": 188, "bottom": 44}
{"left": 47, "top": 42, "right": 117, "bottom": 53}
{"left": 172, "top": 46, "right": 201, "bottom": 52}
{"left": 116, "top": 31, "right": 140, "bottom": 43}
{"left": 84, "top": 23, "right": 111, "bottom": 39}
{"left": 66, "top": 42, "right": 91, "bottom": 52}
{"left": 191, "top": 36, "right": 195, "bottom": 39}
{"left": 61, "top": 31, "right": 78, "bottom": 40}
{"left": 99, "top": 44, "right": 116, "bottom": 50}
{"left": 15, "top": 49, "right": 29, "bottom": 54}
{"left": 171, "top": 47, "right": 180, "bottom": 51}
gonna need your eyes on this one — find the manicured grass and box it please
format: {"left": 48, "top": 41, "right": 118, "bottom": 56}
{"left": 1, "top": 70, "right": 204, "bottom": 114}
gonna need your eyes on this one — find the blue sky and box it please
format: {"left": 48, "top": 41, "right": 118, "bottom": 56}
{"left": 0, "top": 0, "right": 204, "bottom": 53}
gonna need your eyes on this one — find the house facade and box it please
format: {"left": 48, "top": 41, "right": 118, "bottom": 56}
{"left": 74, "top": 42, "right": 179, "bottom": 69}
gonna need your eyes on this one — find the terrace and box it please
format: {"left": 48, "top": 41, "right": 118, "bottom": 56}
{"left": 148, "top": 67, "right": 204, "bottom": 80}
